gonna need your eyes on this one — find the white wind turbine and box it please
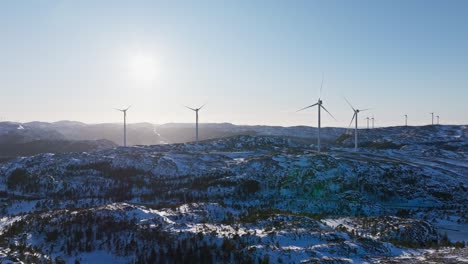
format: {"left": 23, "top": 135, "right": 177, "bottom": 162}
{"left": 430, "top": 112, "right": 434, "bottom": 125}
{"left": 345, "top": 98, "right": 370, "bottom": 151}
{"left": 437, "top": 115, "right": 440, "bottom": 125}
{"left": 297, "top": 75, "right": 336, "bottom": 153}
{"left": 404, "top": 114, "right": 408, "bottom": 127}
{"left": 115, "top": 106, "right": 131, "bottom": 147}
{"left": 185, "top": 104, "right": 205, "bottom": 144}
{"left": 366, "top": 117, "right": 370, "bottom": 129}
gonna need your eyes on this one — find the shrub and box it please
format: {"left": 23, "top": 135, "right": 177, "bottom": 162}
{"left": 237, "top": 180, "right": 260, "bottom": 195}
{"left": 7, "top": 169, "right": 31, "bottom": 190}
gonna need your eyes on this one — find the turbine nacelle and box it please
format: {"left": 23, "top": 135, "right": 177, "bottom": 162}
{"left": 185, "top": 104, "right": 205, "bottom": 112}
{"left": 115, "top": 105, "right": 131, "bottom": 113}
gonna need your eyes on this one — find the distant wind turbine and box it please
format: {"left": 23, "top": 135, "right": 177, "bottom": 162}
{"left": 437, "top": 115, "right": 440, "bottom": 125}
{"left": 404, "top": 114, "right": 408, "bottom": 127}
{"left": 185, "top": 104, "right": 205, "bottom": 144}
{"left": 297, "top": 74, "right": 336, "bottom": 153}
{"left": 371, "top": 115, "right": 375, "bottom": 129}
{"left": 366, "top": 117, "right": 370, "bottom": 129}
{"left": 115, "top": 106, "right": 131, "bottom": 147}
{"left": 345, "top": 98, "right": 370, "bottom": 151}
{"left": 430, "top": 112, "right": 434, "bottom": 125}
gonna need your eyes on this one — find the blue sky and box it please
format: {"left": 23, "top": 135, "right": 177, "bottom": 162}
{"left": 0, "top": 0, "right": 467, "bottom": 126}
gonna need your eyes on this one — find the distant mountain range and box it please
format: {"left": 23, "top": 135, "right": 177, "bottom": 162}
{"left": 0, "top": 121, "right": 116, "bottom": 161}
{"left": 1, "top": 120, "right": 347, "bottom": 146}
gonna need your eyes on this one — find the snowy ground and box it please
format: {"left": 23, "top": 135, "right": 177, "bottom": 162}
{"left": 0, "top": 126, "right": 466, "bottom": 263}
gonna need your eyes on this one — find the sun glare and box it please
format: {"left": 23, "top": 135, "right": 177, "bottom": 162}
{"left": 128, "top": 54, "right": 159, "bottom": 82}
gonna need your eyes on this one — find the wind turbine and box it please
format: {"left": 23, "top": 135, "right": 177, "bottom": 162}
{"left": 345, "top": 98, "right": 370, "bottom": 151}
{"left": 404, "top": 114, "right": 408, "bottom": 127}
{"left": 297, "top": 75, "right": 336, "bottom": 153}
{"left": 371, "top": 115, "right": 375, "bottom": 129}
{"left": 437, "top": 115, "right": 440, "bottom": 125}
{"left": 185, "top": 104, "right": 205, "bottom": 144}
{"left": 430, "top": 112, "right": 434, "bottom": 125}
{"left": 366, "top": 117, "right": 370, "bottom": 129}
{"left": 115, "top": 106, "right": 131, "bottom": 147}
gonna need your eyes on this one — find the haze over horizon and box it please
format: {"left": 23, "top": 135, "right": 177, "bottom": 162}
{"left": 1, "top": 119, "right": 467, "bottom": 130}
{"left": 1, "top": 0, "right": 467, "bottom": 126}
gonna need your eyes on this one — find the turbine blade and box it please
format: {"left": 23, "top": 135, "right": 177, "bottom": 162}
{"left": 344, "top": 97, "right": 355, "bottom": 111}
{"left": 348, "top": 113, "right": 356, "bottom": 128}
{"left": 296, "top": 103, "right": 318, "bottom": 112}
{"left": 198, "top": 104, "right": 206, "bottom": 110}
{"left": 115, "top": 108, "right": 124, "bottom": 112}
{"left": 185, "top": 106, "right": 196, "bottom": 111}
{"left": 359, "top": 108, "right": 371, "bottom": 112}
{"left": 319, "top": 73, "right": 324, "bottom": 99}
{"left": 125, "top": 105, "right": 132, "bottom": 111}
{"left": 321, "top": 105, "right": 337, "bottom": 121}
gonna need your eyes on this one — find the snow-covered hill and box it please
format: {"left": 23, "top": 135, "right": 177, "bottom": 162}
{"left": 338, "top": 125, "right": 467, "bottom": 152}
{"left": 0, "top": 126, "right": 466, "bottom": 263}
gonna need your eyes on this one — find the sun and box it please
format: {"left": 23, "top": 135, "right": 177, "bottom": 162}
{"left": 128, "top": 54, "right": 159, "bottom": 82}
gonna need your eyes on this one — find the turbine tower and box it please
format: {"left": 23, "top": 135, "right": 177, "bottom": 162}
{"left": 297, "top": 75, "right": 336, "bottom": 153}
{"left": 371, "top": 115, "right": 375, "bottom": 129}
{"left": 345, "top": 98, "right": 370, "bottom": 151}
{"left": 366, "top": 117, "right": 370, "bottom": 129}
{"left": 430, "top": 112, "right": 434, "bottom": 125}
{"left": 115, "top": 106, "right": 131, "bottom": 147}
{"left": 404, "top": 114, "right": 408, "bottom": 126}
{"left": 186, "top": 104, "right": 205, "bottom": 144}
{"left": 437, "top": 115, "right": 440, "bottom": 125}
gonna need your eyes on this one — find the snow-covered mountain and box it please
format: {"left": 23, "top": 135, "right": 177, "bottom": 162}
{"left": 0, "top": 125, "right": 466, "bottom": 263}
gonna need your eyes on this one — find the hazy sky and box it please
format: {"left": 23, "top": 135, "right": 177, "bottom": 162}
{"left": 1, "top": 0, "right": 467, "bottom": 127}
